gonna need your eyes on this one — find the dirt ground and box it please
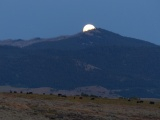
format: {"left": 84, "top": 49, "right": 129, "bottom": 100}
{"left": 0, "top": 93, "right": 160, "bottom": 120}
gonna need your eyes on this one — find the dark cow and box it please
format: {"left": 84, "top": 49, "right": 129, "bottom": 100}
{"left": 79, "top": 97, "right": 83, "bottom": 99}
{"left": 58, "top": 94, "right": 62, "bottom": 97}
{"left": 137, "top": 100, "right": 144, "bottom": 103}
{"left": 26, "top": 92, "right": 33, "bottom": 94}
{"left": 13, "top": 91, "right": 17, "bottom": 93}
{"left": 91, "top": 98, "right": 95, "bottom": 100}
{"left": 10, "top": 90, "right": 12, "bottom": 93}
{"left": 150, "top": 101, "right": 155, "bottom": 104}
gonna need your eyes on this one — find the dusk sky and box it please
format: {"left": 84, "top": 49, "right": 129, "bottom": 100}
{"left": 0, "top": 0, "right": 160, "bottom": 44}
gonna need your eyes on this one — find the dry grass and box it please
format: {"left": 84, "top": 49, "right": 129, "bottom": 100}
{"left": 0, "top": 92, "right": 160, "bottom": 120}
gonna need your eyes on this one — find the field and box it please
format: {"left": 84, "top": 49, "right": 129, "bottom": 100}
{"left": 0, "top": 93, "right": 160, "bottom": 120}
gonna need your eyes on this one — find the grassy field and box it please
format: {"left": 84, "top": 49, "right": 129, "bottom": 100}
{"left": 0, "top": 92, "right": 160, "bottom": 120}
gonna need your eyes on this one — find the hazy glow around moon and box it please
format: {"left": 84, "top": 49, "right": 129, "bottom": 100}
{"left": 83, "top": 24, "right": 96, "bottom": 32}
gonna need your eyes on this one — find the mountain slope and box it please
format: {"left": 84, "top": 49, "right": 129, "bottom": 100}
{"left": 0, "top": 28, "right": 160, "bottom": 98}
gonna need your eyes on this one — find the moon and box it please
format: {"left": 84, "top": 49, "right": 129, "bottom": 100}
{"left": 83, "top": 24, "right": 96, "bottom": 32}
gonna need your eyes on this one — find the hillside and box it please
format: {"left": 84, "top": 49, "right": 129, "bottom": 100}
{"left": 0, "top": 28, "right": 160, "bottom": 98}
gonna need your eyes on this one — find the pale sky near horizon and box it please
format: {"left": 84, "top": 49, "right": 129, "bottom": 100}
{"left": 0, "top": 0, "right": 160, "bottom": 44}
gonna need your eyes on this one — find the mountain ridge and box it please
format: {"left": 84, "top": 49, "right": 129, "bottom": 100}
{"left": 25, "top": 28, "right": 157, "bottom": 50}
{"left": 0, "top": 28, "right": 157, "bottom": 49}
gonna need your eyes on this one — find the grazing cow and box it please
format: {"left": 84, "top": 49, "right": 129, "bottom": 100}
{"left": 13, "top": 91, "right": 17, "bottom": 93}
{"left": 58, "top": 94, "right": 62, "bottom": 97}
{"left": 79, "top": 97, "right": 83, "bottom": 99}
{"left": 150, "top": 101, "right": 155, "bottom": 104}
{"left": 26, "top": 92, "right": 33, "bottom": 94}
{"left": 137, "top": 100, "right": 144, "bottom": 103}
{"left": 91, "top": 98, "right": 95, "bottom": 100}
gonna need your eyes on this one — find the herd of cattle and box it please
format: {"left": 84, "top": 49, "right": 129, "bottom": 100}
{"left": 128, "top": 98, "right": 155, "bottom": 104}
{"left": 9, "top": 90, "right": 96, "bottom": 100}
{"left": 9, "top": 90, "right": 155, "bottom": 104}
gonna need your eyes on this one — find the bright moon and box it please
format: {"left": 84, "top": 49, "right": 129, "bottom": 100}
{"left": 83, "top": 24, "right": 96, "bottom": 32}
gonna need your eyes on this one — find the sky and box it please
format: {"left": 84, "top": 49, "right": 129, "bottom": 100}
{"left": 0, "top": 0, "right": 160, "bottom": 44}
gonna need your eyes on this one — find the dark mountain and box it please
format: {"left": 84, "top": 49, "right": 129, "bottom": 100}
{"left": 0, "top": 28, "right": 160, "bottom": 98}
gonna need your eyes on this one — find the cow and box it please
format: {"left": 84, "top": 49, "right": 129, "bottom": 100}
{"left": 26, "top": 92, "right": 33, "bottom": 94}
{"left": 58, "top": 94, "right": 62, "bottom": 97}
{"left": 13, "top": 91, "right": 17, "bottom": 93}
{"left": 91, "top": 98, "right": 95, "bottom": 100}
{"left": 137, "top": 100, "right": 144, "bottom": 103}
{"left": 79, "top": 97, "right": 83, "bottom": 99}
{"left": 9, "top": 90, "right": 12, "bottom": 93}
{"left": 149, "top": 101, "right": 155, "bottom": 104}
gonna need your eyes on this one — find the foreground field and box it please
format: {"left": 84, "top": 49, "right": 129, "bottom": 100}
{"left": 0, "top": 93, "right": 160, "bottom": 120}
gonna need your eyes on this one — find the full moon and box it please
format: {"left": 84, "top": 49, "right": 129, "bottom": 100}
{"left": 83, "top": 24, "right": 96, "bottom": 32}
